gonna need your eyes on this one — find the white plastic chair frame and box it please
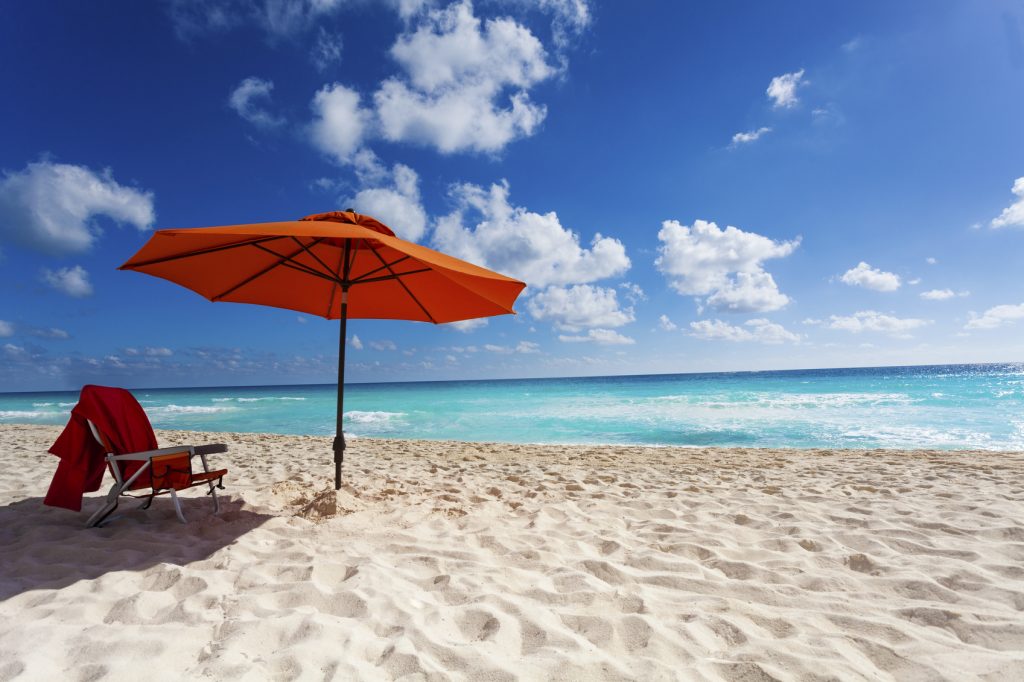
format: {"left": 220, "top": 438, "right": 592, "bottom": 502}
{"left": 84, "top": 420, "right": 226, "bottom": 527}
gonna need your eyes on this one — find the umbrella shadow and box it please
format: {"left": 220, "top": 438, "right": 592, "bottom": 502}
{"left": 0, "top": 493, "right": 271, "bottom": 603}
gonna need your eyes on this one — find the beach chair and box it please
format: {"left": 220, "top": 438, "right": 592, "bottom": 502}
{"left": 84, "top": 420, "right": 228, "bottom": 527}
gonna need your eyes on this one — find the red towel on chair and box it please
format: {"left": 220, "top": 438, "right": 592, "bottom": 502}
{"left": 44, "top": 385, "right": 159, "bottom": 511}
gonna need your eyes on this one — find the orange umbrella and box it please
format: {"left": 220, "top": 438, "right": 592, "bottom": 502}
{"left": 120, "top": 210, "right": 526, "bottom": 488}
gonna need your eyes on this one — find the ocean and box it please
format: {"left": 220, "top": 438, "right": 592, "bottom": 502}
{"left": 2, "top": 363, "right": 1022, "bottom": 450}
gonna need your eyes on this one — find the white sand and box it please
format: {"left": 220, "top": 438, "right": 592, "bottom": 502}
{"left": 1, "top": 423, "right": 1023, "bottom": 681}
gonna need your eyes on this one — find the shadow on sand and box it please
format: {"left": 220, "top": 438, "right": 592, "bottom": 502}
{"left": 0, "top": 492, "right": 272, "bottom": 602}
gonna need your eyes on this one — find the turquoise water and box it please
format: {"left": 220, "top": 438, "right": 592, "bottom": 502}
{"left": 2, "top": 364, "right": 1023, "bottom": 450}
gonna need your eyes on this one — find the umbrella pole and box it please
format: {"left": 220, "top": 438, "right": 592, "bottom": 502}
{"left": 334, "top": 289, "right": 348, "bottom": 490}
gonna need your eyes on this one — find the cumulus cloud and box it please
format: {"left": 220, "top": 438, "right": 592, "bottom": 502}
{"left": 446, "top": 318, "right": 488, "bottom": 332}
{"left": 41, "top": 266, "right": 93, "bottom": 297}
{"left": 348, "top": 162, "right": 427, "bottom": 241}
{"left": 433, "top": 180, "right": 629, "bottom": 287}
{"left": 730, "top": 127, "right": 772, "bottom": 146}
{"left": 767, "top": 68, "right": 806, "bottom": 109}
{"left": 920, "top": 288, "right": 968, "bottom": 301}
{"left": 374, "top": 0, "right": 553, "bottom": 153}
{"left": 839, "top": 262, "right": 901, "bottom": 292}
{"left": 655, "top": 219, "right": 798, "bottom": 313}
{"left": 827, "top": 310, "right": 930, "bottom": 336}
{"left": 991, "top": 177, "right": 1024, "bottom": 229}
{"left": 689, "top": 318, "right": 800, "bottom": 344}
{"left": 526, "top": 284, "right": 633, "bottom": 331}
{"left": 229, "top": 77, "right": 284, "bottom": 128}
{"left": 484, "top": 340, "right": 540, "bottom": 353}
{"left": 925, "top": 257, "right": 937, "bottom": 265}
{"left": 658, "top": 314, "right": 677, "bottom": 331}
{"left": 0, "top": 161, "right": 155, "bottom": 255}
{"left": 349, "top": 334, "right": 363, "bottom": 349}
{"left": 0, "top": 320, "right": 12, "bottom": 337}
{"left": 309, "top": 83, "right": 373, "bottom": 163}
{"left": 558, "top": 328, "right": 635, "bottom": 345}
{"left": 370, "top": 339, "right": 398, "bottom": 351}
{"left": 965, "top": 303, "right": 1024, "bottom": 330}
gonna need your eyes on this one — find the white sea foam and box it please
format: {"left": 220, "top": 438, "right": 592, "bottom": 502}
{"left": 58, "top": 402, "right": 76, "bottom": 407}
{"left": 217, "top": 397, "right": 308, "bottom": 403}
{"left": 345, "top": 411, "right": 405, "bottom": 424}
{"left": 0, "top": 410, "right": 63, "bottom": 419}
{"left": 149, "top": 404, "right": 238, "bottom": 415}
{"left": 32, "top": 402, "right": 54, "bottom": 407}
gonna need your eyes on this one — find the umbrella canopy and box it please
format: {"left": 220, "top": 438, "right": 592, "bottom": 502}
{"left": 120, "top": 210, "right": 526, "bottom": 488}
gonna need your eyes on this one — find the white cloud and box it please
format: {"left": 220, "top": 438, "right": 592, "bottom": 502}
{"left": 309, "top": 83, "right": 372, "bottom": 163}
{"left": 311, "top": 27, "right": 343, "bottom": 70}
{"left": 374, "top": 0, "right": 554, "bottom": 153}
{"left": 658, "top": 314, "right": 677, "bottom": 331}
{"left": 558, "top": 328, "right": 635, "bottom": 345}
{"left": 689, "top": 318, "right": 800, "bottom": 344}
{"left": 925, "top": 257, "right": 937, "bottom": 265}
{"left": 526, "top": 284, "right": 633, "bottom": 331}
{"left": 705, "top": 270, "right": 791, "bottom": 313}
{"left": 433, "top": 180, "right": 629, "bottom": 287}
{"left": 827, "top": 310, "right": 930, "bottom": 336}
{"left": 446, "top": 318, "right": 488, "bottom": 332}
{"left": 920, "top": 288, "right": 968, "bottom": 301}
{"left": 41, "top": 266, "right": 93, "bottom": 298}
{"left": 766, "top": 68, "right": 806, "bottom": 109}
{"left": 30, "top": 327, "right": 70, "bottom": 339}
{"left": 370, "top": 339, "right": 398, "bottom": 351}
{"left": 618, "top": 282, "right": 645, "bottom": 303}
{"left": 965, "top": 303, "right": 1024, "bottom": 330}
{"left": 515, "top": 340, "right": 540, "bottom": 353}
{"left": 0, "top": 320, "right": 12, "bottom": 337}
{"left": 655, "top": 219, "right": 798, "bottom": 313}
{"left": 350, "top": 334, "right": 363, "bottom": 349}
{"left": 730, "top": 127, "right": 772, "bottom": 146}
{"left": 228, "top": 77, "right": 284, "bottom": 128}
{"left": 144, "top": 347, "right": 173, "bottom": 357}
{"left": 840, "top": 262, "right": 901, "bottom": 292}
{"left": 166, "top": 0, "right": 347, "bottom": 39}
{"left": 523, "top": 0, "right": 591, "bottom": 48}
{"left": 991, "top": 177, "right": 1024, "bottom": 229}
{"left": 484, "top": 340, "right": 540, "bottom": 353}
{"left": 349, "top": 163, "right": 427, "bottom": 241}
{"left": 0, "top": 161, "right": 155, "bottom": 255}
{"left": 907, "top": 278, "right": 921, "bottom": 286}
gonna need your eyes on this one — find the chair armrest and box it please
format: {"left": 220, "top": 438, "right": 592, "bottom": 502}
{"left": 193, "top": 443, "right": 228, "bottom": 456}
{"left": 109, "top": 446, "right": 193, "bottom": 461}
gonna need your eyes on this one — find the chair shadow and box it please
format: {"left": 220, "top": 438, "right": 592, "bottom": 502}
{"left": 0, "top": 492, "right": 272, "bottom": 603}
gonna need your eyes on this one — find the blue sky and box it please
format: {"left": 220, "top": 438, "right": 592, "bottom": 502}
{"left": 2, "top": 0, "right": 1023, "bottom": 391}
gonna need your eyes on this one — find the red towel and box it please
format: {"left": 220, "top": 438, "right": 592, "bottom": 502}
{"left": 44, "top": 385, "right": 159, "bottom": 511}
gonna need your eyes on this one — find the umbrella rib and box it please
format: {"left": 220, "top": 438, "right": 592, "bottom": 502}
{"left": 121, "top": 235, "right": 287, "bottom": 268}
{"left": 353, "top": 269, "right": 431, "bottom": 285}
{"left": 210, "top": 239, "right": 324, "bottom": 302}
{"left": 365, "top": 241, "right": 437, "bottom": 323}
{"left": 289, "top": 237, "right": 336, "bottom": 278}
{"left": 250, "top": 243, "right": 342, "bottom": 283}
{"left": 350, "top": 255, "right": 411, "bottom": 283}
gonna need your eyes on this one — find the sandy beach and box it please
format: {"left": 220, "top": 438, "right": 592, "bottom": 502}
{"left": 1, "top": 423, "right": 1023, "bottom": 680}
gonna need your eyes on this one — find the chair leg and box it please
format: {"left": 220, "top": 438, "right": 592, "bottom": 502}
{"left": 86, "top": 498, "right": 119, "bottom": 528}
{"left": 86, "top": 482, "right": 124, "bottom": 528}
{"left": 169, "top": 489, "right": 187, "bottom": 524}
{"left": 139, "top": 494, "right": 155, "bottom": 510}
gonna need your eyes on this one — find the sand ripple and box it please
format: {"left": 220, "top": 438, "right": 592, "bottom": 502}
{"left": 1, "top": 424, "right": 1023, "bottom": 680}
